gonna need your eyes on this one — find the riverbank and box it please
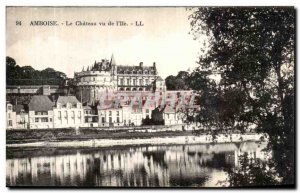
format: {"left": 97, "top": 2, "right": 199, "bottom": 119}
{"left": 6, "top": 128, "right": 267, "bottom": 148}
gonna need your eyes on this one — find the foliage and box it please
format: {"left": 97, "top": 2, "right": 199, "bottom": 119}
{"left": 165, "top": 71, "right": 190, "bottom": 90}
{"left": 6, "top": 56, "right": 67, "bottom": 85}
{"left": 189, "top": 7, "right": 295, "bottom": 185}
{"left": 225, "top": 153, "right": 280, "bottom": 187}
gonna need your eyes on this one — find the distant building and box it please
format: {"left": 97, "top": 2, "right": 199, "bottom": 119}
{"left": 163, "top": 105, "right": 184, "bottom": 125}
{"left": 28, "top": 95, "right": 54, "bottom": 129}
{"left": 74, "top": 55, "right": 166, "bottom": 103}
{"left": 82, "top": 105, "right": 98, "bottom": 127}
{"left": 15, "top": 104, "right": 29, "bottom": 129}
{"left": 97, "top": 100, "right": 124, "bottom": 127}
{"left": 53, "top": 96, "right": 84, "bottom": 128}
{"left": 6, "top": 103, "right": 17, "bottom": 129}
{"left": 130, "top": 104, "right": 144, "bottom": 126}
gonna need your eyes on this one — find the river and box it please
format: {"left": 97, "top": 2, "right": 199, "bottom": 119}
{"left": 6, "top": 141, "right": 269, "bottom": 187}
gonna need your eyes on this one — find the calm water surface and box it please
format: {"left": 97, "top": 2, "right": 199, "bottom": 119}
{"left": 6, "top": 142, "right": 268, "bottom": 187}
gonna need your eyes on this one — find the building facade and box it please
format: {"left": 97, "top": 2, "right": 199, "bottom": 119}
{"left": 6, "top": 103, "right": 17, "bottom": 129}
{"left": 28, "top": 95, "right": 54, "bottom": 129}
{"left": 53, "top": 96, "right": 84, "bottom": 128}
{"left": 74, "top": 55, "right": 166, "bottom": 103}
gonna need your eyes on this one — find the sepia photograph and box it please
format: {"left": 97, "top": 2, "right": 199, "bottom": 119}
{"left": 5, "top": 6, "right": 295, "bottom": 188}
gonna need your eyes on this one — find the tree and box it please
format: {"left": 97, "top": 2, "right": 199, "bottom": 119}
{"left": 6, "top": 56, "right": 68, "bottom": 86}
{"left": 165, "top": 71, "right": 190, "bottom": 90}
{"left": 189, "top": 7, "right": 295, "bottom": 185}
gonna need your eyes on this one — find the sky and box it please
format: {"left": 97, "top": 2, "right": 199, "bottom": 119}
{"left": 6, "top": 7, "right": 206, "bottom": 79}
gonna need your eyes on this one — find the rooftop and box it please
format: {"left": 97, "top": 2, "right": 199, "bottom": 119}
{"left": 57, "top": 96, "right": 80, "bottom": 106}
{"left": 28, "top": 95, "right": 54, "bottom": 112}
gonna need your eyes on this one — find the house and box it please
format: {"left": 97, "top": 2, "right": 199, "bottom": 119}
{"left": 28, "top": 95, "right": 54, "bottom": 129}
{"left": 97, "top": 100, "right": 124, "bottom": 127}
{"left": 163, "top": 105, "right": 184, "bottom": 125}
{"left": 15, "top": 104, "right": 29, "bottom": 129}
{"left": 6, "top": 103, "right": 17, "bottom": 129}
{"left": 53, "top": 96, "right": 84, "bottom": 128}
{"left": 83, "top": 105, "right": 98, "bottom": 127}
{"left": 130, "top": 104, "right": 143, "bottom": 126}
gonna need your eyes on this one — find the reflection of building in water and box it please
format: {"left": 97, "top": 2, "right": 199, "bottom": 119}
{"left": 6, "top": 142, "right": 269, "bottom": 187}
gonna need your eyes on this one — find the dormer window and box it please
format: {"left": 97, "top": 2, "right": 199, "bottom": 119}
{"left": 57, "top": 103, "right": 61, "bottom": 109}
{"left": 77, "top": 103, "right": 82, "bottom": 108}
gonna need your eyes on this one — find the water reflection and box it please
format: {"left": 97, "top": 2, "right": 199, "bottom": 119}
{"left": 6, "top": 142, "right": 269, "bottom": 187}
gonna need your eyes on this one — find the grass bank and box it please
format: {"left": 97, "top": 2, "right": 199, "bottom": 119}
{"left": 6, "top": 128, "right": 193, "bottom": 144}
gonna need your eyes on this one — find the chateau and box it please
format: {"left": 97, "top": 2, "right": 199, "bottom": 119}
{"left": 74, "top": 55, "right": 166, "bottom": 103}
{"left": 6, "top": 55, "right": 198, "bottom": 129}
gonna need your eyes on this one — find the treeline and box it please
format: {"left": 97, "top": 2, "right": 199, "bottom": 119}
{"left": 6, "top": 56, "right": 67, "bottom": 86}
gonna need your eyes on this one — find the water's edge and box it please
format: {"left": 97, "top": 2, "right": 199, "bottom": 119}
{"left": 7, "top": 133, "right": 267, "bottom": 148}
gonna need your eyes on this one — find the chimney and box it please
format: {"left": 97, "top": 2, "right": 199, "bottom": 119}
{"left": 153, "top": 62, "right": 156, "bottom": 68}
{"left": 139, "top": 62, "right": 143, "bottom": 67}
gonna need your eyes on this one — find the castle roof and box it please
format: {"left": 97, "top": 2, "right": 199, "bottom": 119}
{"left": 116, "top": 65, "right": 156, "bottom": 74}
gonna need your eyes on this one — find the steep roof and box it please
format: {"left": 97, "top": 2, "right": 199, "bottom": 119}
{"left": 28, "top": 95, "right": 54, "bottom": 111}
{"left": 97, "top": 100, "right": 122, "bottom": 110}
{"left": 57, "top": 96, "right": 80, "bottom": 106}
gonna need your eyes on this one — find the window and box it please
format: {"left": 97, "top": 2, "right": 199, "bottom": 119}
{"left": 71, "top": 111, "right": 75, "bottom": 118}
{"left": 42, "top": 111, "right": 48, "bottom": 115}
{"left": 35, "top": 118, "right": 39, "bottom": 122}
{"left": 109, "top": 111, "right": 112, "bottom": 116}
{"left": 117, "top": 117, "right": 120, "bottom": 123}
{"left": 133, "top": 79, "right": 136, "bottom": 86}
{"left": 139, "top": 79, "right": 142, "bottom": 85}
{"left": 78, "top": 111, "right": 81, "bottom": 118}
{"left": 8, "top": 120, "right": 12, "bottom": 126}
{"left": 102, "top": 117, "right": 105, "bottom": 123}
{"left": 127, "top": 79, "right": 130, "bottom": 85}
{"left": 41, "top": 118, "right": 48, "bottom": 122}
{"left": 146, "top": 109, "right": 149, "bottom": 113}
{"left": 8, "top": 113, "right": 11, "bottom": 119}
{"left": 120, "top": 78, "right": 124, "bottom": 85}
{"left": 58, "top": 111, "right": 61, "bottom": 118}
{"left": 116, "top": 111, "right": 119, "bottom": 116}
{"left": 7, "top": 105, "right": 12, "bottom": 111}
{"left": 49, "top": 118, "right": 52, "bottom": 122}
